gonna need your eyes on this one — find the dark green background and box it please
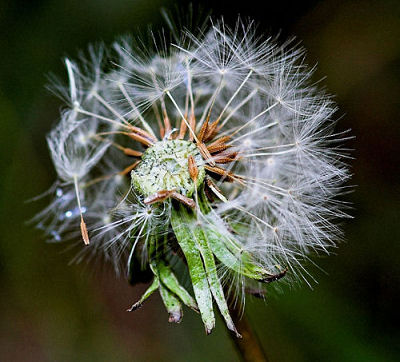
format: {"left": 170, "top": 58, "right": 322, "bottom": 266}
{"left": 1, "top": 0, "right": 399, "bottom": 360}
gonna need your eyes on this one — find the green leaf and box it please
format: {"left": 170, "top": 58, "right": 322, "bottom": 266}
{"left": 191, "top": 224, "right": 240, "bottom": 337}
{"left": 198, "top": 191, "right": 274, "bottom": 281}
{"left": 171, "top": 205, "right": 215, "bottom": 334}
{"left": 204, "top": 225, "right": 270, "bottom": 280}
{"left": 172, "top": 203, "right": 239, "bottom": 336}
{"left": 156, "top": 259, "right": 199, "bottom": 312}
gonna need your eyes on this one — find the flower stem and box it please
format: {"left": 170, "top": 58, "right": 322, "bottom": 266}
{"left": 228, "top": 304, "right": 268, "bottom": 362}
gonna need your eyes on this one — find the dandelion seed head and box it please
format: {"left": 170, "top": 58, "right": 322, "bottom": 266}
{"left": 36, "top": 15, "right": 352, "bottom": 333}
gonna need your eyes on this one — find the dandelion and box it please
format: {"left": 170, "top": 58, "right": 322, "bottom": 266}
{"left": 37, "top": 17, "right": 351, "bottom": 340}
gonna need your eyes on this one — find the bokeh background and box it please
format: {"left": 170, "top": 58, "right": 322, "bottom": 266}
{"left": 1, "top": 0, "right": 399, "bottom": 361}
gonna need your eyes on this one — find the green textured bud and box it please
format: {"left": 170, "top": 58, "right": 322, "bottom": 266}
{"left": 131, "top": 140, "right": 205, "bottom": 197}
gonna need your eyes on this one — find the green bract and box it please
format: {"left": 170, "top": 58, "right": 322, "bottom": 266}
{"left": 127, "top": 140, "right": 278, "bottom": 336}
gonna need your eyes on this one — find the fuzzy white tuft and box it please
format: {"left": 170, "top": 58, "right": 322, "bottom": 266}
{"left": 37, "top": 18, "right": 351, "bottom": 290}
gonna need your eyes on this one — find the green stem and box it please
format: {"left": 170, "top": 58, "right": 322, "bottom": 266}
{"left": 228, "top": 305, "right": 269, "bottom": 362}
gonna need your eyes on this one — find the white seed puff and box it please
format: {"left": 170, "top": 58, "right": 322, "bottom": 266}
{"left": 38, "top": 18, "right": 351, "bottom": 295}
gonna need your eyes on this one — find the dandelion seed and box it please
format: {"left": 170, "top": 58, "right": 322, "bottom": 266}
{"left": 36, "top": 16, "right": 351, "bottom": 336}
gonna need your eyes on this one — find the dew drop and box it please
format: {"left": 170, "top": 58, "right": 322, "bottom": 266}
{"left": 63, "top": 206, "right": 85, "bottom": 220}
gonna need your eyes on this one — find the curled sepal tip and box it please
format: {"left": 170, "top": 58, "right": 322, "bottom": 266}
{"left": 159, "top": 284, "right": 183, "bottom": 324}
{"left": 127, "top": 277, "right": 159, "bottom": 312}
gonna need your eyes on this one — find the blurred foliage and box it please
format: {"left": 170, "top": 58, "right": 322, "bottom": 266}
{"left": 0, "top": 0, "right": 399, "bottom": 361}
